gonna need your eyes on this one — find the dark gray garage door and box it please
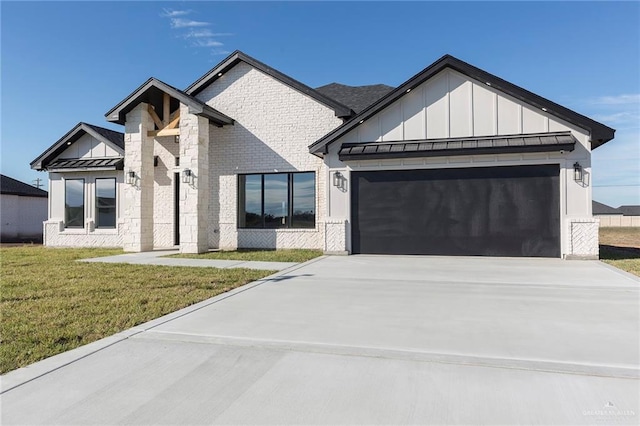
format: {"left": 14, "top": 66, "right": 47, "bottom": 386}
{"left": 351, "top": 165, "right": 560, "bottom": 257}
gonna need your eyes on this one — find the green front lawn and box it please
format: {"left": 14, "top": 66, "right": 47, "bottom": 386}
{"left": 599, "top": 227, "right": 640, "bottom": 277}
{"left": 0, "top": 246, "right": 274, "bottom": 374}
{"left": 171, "top": 248, "right": 323, "bottom": 263}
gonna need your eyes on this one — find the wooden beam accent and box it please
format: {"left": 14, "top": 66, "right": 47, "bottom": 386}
{"left": 163, "top": 93, "right": 170, "bottom": 126}
{"left": 147, "top": 105, "right": 163, "bottom": 130}
{"left": 169, "top": 108, "right": 180, "bottom": 121}
{"left": 147, "top": 128, "right": 180, "bottom": 137}
{"left": 167, "top": 115, "right": 180, "bottom": 129}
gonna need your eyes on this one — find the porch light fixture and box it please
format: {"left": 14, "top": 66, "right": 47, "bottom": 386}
{"left": 126, "top": 170, "right": 136, "bottom": 185}
{"left": 182, "top": 168, "right": 193, "bottom": 184}
{"left": 333, "top": 171, "right": 343, "bottom": 187}
{"left": 573, "top": 162, "right": 583, "bottom": 182}
{"left": 174, "top": 135, "right": 180, "bottom": 144}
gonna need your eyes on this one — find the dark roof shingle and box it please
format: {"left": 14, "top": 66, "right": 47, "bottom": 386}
{"left": 618, "top": 205, "right": 640, "bottom": 216}
{"left": 592, "top": 201, "right": 622, "bottom": 215}
{"left": 315, "top": 83, "right": 394, "bottom": 114}
{"left": 0, "top": 174, "right": 47, "bottom": 197}
{"left": 84, "top": 123, "right": 124, "bottom": 149}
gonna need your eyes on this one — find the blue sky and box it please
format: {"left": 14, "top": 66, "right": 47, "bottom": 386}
{"left": 2, "top": 1, "right": 639, "bottom": 206}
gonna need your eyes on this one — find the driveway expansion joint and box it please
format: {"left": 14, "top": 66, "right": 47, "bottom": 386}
{"left": 135, "top": 330, "right": 640, "bottom": 380}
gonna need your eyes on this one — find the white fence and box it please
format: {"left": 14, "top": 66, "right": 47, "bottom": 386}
{"left": 596, "top": 215, "right": 640, "bottom": 227}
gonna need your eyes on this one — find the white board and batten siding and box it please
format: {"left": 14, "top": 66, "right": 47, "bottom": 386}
{"left": 337, "top": 68, "right": 590, "bottom": 149}
{"left": 56, "top": 133, "right": 120, "bottom": 160}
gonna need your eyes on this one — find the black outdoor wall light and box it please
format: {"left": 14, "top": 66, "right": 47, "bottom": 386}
{"left": 182, "top": 168, "right": 193, "bottom": 184}
{"left": 126, "top": 170, "right": 136, "bottom": 185}
{"left": 333, "top": 171, "right": 343, "bottom": 187}
{"left": 573, "top": 162, "right": 583, "bottom": 182}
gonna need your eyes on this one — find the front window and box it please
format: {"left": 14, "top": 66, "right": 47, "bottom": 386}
{"left": 65, "top": 179, "right": 84, "bottom": 228}
{"left": 238, "top": 172, "right": 315, "bottom": 229}
{"left": 95, "top": 178, "right": 116, "bottom": 228}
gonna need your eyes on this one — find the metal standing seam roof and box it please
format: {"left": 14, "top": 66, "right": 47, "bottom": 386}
{"left": 338, "top": 132, "right": 578, "bottom": 161}
{"left": 46, "top": 158, "right": 124, "bottom": 172}
{"left": 0, "top": 174, "right": 48, "bottom": 197}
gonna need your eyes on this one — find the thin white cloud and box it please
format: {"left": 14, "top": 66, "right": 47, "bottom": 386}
{"left": 210, "top": 49, "right": 231, "bottom": 56}
{"left": 590, "top": 94, "right": 640, "bottom": 106}
{"left": 160, "top": 8, "right": 233, "bottom": 56}
{"left": 161, "top": 9, "right": 191, "bottom": 18}
{"left": 193, "top": 39, "right": 224, "bottom": 47}
{"left": 183, "top": 29, "right": 214, "bottom": 38}
{"left": 593, "top": 111, "right": 640, "bottom": 125}
{"left": 171, "top": 18, "right": 210, "bottom": 29}
{"left": 182, "top": 29, "right": 234, "bottom": 39}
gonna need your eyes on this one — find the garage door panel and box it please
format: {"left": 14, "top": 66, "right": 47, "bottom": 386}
{"left": 351, "top": 165, "right": 560, "bottom": 257}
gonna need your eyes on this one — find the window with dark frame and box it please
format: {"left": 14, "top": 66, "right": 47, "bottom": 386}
{"left": 238, "top": 172, "right": 316, "bottom": 229}
{"left": 95, "top": 178, "right": 116, "bottom": 228}
{"left": 64, "top": 178, "right": 84, "bottom": 228}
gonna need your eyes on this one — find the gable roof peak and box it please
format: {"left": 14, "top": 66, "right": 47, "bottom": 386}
{"left": 30, "top": 122, "right": 124, "bottom": 171}
{"left": 309, "top": 54, "right": 615, "bottom": 156}
{"left": 185, "top": 50, "right": 354, "bottom": 118}
{"left": 104, "top": 76, "right": 234, "bottom": 126}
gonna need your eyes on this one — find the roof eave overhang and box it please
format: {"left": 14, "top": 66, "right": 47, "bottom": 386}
{"left": 185, "top": 50, "right": 354, "bottom": 119}
{"left": 105, "top": 78, "right": 234, "bottom": 126}
{"left": 309, "top": 55, "right": 615, "bottom": 156}
{"left": 30, "top": 123, "right": 125, "bottom": 171}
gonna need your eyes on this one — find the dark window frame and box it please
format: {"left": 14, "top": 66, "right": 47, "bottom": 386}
{"left": 64, "top": 178, "right": 85, "bottom": 229}
{"left": 95, "top": 177, "right": 117, "bottom": 229}
{"left": 237, "top": 171, "right": 316, "bottom": 229}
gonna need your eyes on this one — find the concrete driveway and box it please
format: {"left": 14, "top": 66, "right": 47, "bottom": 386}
{"left": 2, "top": 256, "right": 639, "bottom": 425}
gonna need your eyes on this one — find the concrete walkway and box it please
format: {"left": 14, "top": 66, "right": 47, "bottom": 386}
{"left": 79, "top": 249, "right": 299, "bottom": 271}
{"left": 2, "top": 256, "right": 639, "bottom": 424}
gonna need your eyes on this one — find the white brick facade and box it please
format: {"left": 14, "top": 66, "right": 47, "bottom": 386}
{"left": 122, "top": 104, "right": 155, "bottom": 252}
{"left": 196, "top": 62, "right": 343, "bottom": 250}
{"left": 178, "top": 107, "right": 211, "bottom": 253}
{"left": 44, "top": 220, "right": 123, "bottom": 247}
{"left": 568, "top": 218, "right": 600, "bottom": 259}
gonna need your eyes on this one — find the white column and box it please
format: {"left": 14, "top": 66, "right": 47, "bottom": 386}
{"left": 122, "top": 103, "right": 155, "bottom": 252}
{"left": 179, "top": 104, "right": 210, "bottom": 253}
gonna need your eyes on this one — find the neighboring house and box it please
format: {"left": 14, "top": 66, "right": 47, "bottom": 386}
{"left": 31, "top": 51, "right": 615, "bottom": 259}
{"left": 594, "top": 201, "right": 640, "bottom": 227}
{"left": 0, "top": 174, "right": 48, "bottom": 242}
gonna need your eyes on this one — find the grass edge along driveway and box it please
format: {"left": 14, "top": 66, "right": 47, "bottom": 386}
{"left": 170, "top": 248, "right": 323, "bottom": 263}
{"left": 1, "top": 246, "right": 275, "bottom": 374}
